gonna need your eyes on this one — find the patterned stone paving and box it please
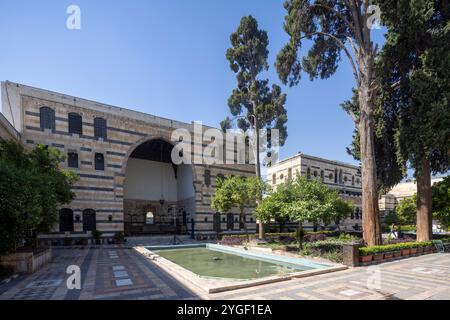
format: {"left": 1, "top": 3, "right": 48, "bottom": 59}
{"left": 0, "top": 248, "right": 448, "bottom": 300}
{"left": 211, "top": 253, "right": 450, "bottom": 300}
{"left": 0, "top": 247, "right": 198, "bottom": 300}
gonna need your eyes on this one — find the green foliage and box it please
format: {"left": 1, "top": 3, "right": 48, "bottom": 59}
{"left": 224, "top": 15, "right": 288, "bottom": 173}
{"left": 92, "top": 230, "right": 102, "bottom": 240}
{"left": 432, "top": 176, "right": 450, "bottom": 229}
{"left": 114, "top": 231, "right": 125, "bottom": 243}
{"left": 376, "top": 0, "right": 450, "bottom": 176}
{"left": 0, "top": 141, "right": 77, "bottom": 255}
{"left": 359, "top": 241, "right": 433, "bottom": 256}
{"left": 211, "top": 176, "right": 266, "bottom": 230}
{"left": 395, "top": 196, "right": 417, "bottom": 225}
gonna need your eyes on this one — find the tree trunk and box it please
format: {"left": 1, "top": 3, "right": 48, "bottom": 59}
{"left": 416, "top": 159, "right": 432, "bottom": 241}
{"left": 254, "top": 123, "right": 265, "bottom": 240}
{"left": 358, "top": 70, "right": 382, "bottom": 246}
{"left": 240, "top": 207, "right": 249, "bottom": 241}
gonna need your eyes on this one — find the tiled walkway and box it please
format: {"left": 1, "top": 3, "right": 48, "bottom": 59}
{"left": 0, "top": 248, "right": 448, "bottom": 300}
{"left": 212, "top": 253, "right": 450, "bottom": 300}
{"left": 0, "top": 247, "right": 198, "bottom": 300}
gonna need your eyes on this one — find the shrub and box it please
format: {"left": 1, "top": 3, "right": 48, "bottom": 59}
{"left": 304, "top": 233, "right": 326, "bottom": 242}
{"left": 92, "top": 230, "right": 102, "bottom": 239}
{"left": 219, "top": 235, "right": 248, "bottom": 246}
{"left": 0, "top": 265, "right": 14, "bottom": 280}
{"left": 359, "top": 241, "right": 433, "bottom": 256}
{"left": 114, "top": 232, "right": 125, "bottom": 243}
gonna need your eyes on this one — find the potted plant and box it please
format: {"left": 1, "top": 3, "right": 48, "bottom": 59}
{"left": 384, "top": 251, "right": 394, "bottom": 259}
{"left": 359, "top": 247, "right": 374, "bottom": 263}
{"left": 63, "top": 238, "right": 72, "bottom": 246}
{"left": 113, "top": 232, "right": 125, "bottom": 244}
{"left": 92, "top": 230, "right": 102, "bottom": 245}
{"left": 373, "top": 251, "right": 384, "bottom": 261}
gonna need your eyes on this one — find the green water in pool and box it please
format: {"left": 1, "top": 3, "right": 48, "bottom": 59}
{"left": 153, "top": 247, "right": 308, "bottom": 280}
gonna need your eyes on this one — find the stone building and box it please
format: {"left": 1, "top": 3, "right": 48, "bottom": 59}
{"left": 266, "top": 152, "right": 363, "bottom": 230}
{"left": 378, "top": 177, "right": 444, "bottom": 217}
{"left": 0, "top": 81, "right": 256, "bottom": 243}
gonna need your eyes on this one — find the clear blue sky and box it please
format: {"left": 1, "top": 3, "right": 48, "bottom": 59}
{"left": 0, "top": 0, "right": 387, "bottom": 167}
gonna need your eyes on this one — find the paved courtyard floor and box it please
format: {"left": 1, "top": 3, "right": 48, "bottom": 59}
{"left": 0, "top": 248, "right": 448, "bottom": 300}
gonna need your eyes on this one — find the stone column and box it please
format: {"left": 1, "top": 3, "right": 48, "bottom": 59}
{"left": 342, "top": 243, "right": 361, "bottom": 267}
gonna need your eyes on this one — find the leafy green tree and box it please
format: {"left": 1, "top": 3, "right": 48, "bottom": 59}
{"left": 432, "top": 176, "right": 450, "bottom": 230}
{"left": 276, "top": 0, "right": 384, "bottom": 245}
{"left": 0, "top": 141, "right": 77, "bottom": 254}
{"left": 256, "top": 175, "right": 354, "bottom": 247}
{"left": 285, "top": 176, "right": 354, "bottom": 230}
{"left": 211, "top": 175, "right": 266, "bottom": 237}
{"left": 374, "top": 0, "right": 450, "bottom": 241}
{"left": 255, "top": 179, "right": 297, "bottom": 232}
{"left": 395, "top": 195, "right": 417, "bottom": 233}
{"left": 223, "top": 15, "right": 288, "bottom": 240}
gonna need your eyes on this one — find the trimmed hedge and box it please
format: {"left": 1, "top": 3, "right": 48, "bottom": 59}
{"left": 359, "top": 241, "right": 433, "bottom": 256}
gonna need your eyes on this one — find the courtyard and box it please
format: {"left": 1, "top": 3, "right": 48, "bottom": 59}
{"left": 0, "top": 247, "right": 448, "bottom": 300}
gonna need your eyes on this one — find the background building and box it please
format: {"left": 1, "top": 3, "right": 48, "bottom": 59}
{"left": 266, "top": 152, "right": 363, "bottom": 231}
{"left": 379, "top": 177, "right": 444, "bottom": 216}
{"left": 0, "top": 81, "right": 255, "bottom": 243}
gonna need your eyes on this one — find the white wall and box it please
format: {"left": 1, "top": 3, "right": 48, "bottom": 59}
{"left": 177, "top": 164, "right": 195, "bottom": 200}
{"left": 124, "top": 158, "right": 178, "bottom": 201}
{"left": 124, "top": 159, "right": 195, "bottom": 202}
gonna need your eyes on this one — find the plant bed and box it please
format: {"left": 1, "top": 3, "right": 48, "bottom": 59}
{"left": 373, "top": 253, "right": 384, "bottom": 261}
{"left": 359, "top": 255, "right": 373, "bottom": 263}
{"left": 401, "top": 249, "right": 411, "bottom": 256}
{"left": 383, "top": 252, "right": 394, "bottom": 259}
{"left": 424, "top": 246, "right": 433, "bottom": 253}
{"left": 393, "top": 251, "right": 402, "bottom": 258}
{"left": 410, "top": 248, "right": 418, "bottom": 255}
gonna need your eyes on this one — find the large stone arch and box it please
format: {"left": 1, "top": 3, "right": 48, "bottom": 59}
{"left": 121, "top": 135, "right": 198, "bottom": 235}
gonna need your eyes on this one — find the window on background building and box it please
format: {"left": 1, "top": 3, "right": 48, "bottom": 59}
{"left": 94, "top": 117, "right": 107, "bottom": 140}
{"left": 307, "top": 167, "right": 311, "bottom": 180}
{"left": 320, "top": 170, "right": 324, "bottom": 182}
{"left": 67, "top": 152, "right": 78, "bottom": 168}
{"left": 39, "top": 107, "right": 55, "bottom": 131}
{"left": 68, "top": 112, "right": 83, "bottom": 135}
{"left": 339, "top": 169, "right": 343, "bottom": 184}
{"left": 288, "top": 168, "right": 292, "bottom": 181}
{"left": 216, "top": 173, "right": 225, "bottom": 182}
{"left": 352, "top": 176, "right": 355, "bottom": 186}
{"left": 95, "top": 153, "right": 104, "bottom": 171}
{"left": 280, "top": 173, "right": 284, "bottom": 180}
{"left": 146, "top": 212, "right": 154, "bottom": 224}
{"left": 313, "top": 170, "right": 318, "bottom": 177}
{"left": 204, "top": 169, "right": 211, "bottom": 187}
{"left": 82, "top": 209, "right": 96, "bottom": 231}
{"left": 272, "top": 173, "right": 276, "bottom": 184}
{"left": 334, "top": 169, "right": 338, "bottom": 183}
{"left": 329, "top": 173, "right": 333, "bottom": 180}
{"left": 59, "top": 208, "right": 74, "bottom": 232}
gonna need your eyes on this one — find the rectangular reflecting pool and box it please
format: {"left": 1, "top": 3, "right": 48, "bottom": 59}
{"left": 147, "top": 244, "right": 330, "bottom": 280}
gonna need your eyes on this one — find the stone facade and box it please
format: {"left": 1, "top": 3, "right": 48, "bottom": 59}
{"left": 378, "top": 177, "right": 444, "bottom": 219}
{"left": 0, "top": 111, "right": 20, "bottom": 142}
{"left": 0, "top": 81, "right": 256, "bottom": 241}
{"left": 266, "top": 152, "right": 363, "bottom": 230}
